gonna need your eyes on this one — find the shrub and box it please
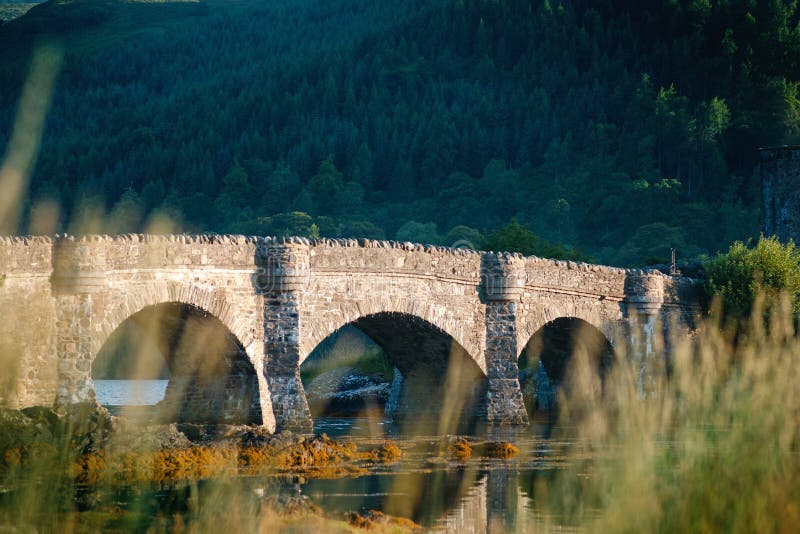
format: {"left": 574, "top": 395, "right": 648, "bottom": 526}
{"left": 704, "top": 236, "right": 800, "bottom": 318}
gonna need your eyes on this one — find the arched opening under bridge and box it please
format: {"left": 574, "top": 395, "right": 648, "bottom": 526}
{"left": 92, "top": 302, "right": 262, "bottom": 424}
{"left": 301, "top": 312, "right": 487, "bottom": 435}
{"left": 518, "top": 317, "right": 614, "bottom": 414}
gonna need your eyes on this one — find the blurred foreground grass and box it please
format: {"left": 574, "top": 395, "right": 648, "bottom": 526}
{"left": 0, "top": 414, "right": 404, "bottom": 532}
{"left": 540, "top": 295, "right": 800, "bottom": 533}
{"left": 1, "top": 37, "right": 799, "bottom": 534}
{"left": 2, "top": 298, "right": 799, "bottom": 532}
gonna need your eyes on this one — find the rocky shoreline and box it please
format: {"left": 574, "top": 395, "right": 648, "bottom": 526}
{"left": 0, "top": 402, "right": 529, "bottom": 531}
{"left": 0, "top": 402, "right": 417, "bottom": 530}
{"left": 0, "top": 403, "right": 402, "bottom": 482}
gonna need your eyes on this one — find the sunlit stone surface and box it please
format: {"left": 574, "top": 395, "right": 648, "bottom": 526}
{"left": 0, "top": 234, "right": 702, "bottom": 432}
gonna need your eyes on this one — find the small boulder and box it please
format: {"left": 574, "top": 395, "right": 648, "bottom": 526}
{"left": 305, "top": 368, "right": 390, "bottom": 416}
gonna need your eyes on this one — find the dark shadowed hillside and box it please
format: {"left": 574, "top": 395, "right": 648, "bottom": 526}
{"left": 2, "top": 0, "right": 798, "bottom": 265}
{"left": 0, "top": 3, "right": 39, "bottom": 23}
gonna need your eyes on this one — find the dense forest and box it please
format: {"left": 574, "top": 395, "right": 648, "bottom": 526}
{"left": 1, "top": 0, "right": 799, "bottom": 266}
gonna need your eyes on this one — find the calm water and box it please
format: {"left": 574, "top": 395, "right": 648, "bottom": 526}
{"left": 308, "top": 417, "right": 571, "bottom": 531}
{"left": 91, "top": 380, "right": 570, "bottom": 531}
{"left": 94, "top": 379, "right": 168, "bottom": 406}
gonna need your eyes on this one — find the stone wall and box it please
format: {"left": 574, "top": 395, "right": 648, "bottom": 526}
{"left": 761, "top": 146, "right": 800, "bottom": 243}
{"left": 301, "top": 239, "right": 485, "bottom": 367}
{"left": 0, "top": 237, "right": 57, "bottom": 408}
{"left": 0, "top": 234, "right": 705, "bottom": 431}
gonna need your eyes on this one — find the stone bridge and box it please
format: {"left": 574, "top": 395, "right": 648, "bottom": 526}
{"left": 0, "top": 234, "right": 703, "bottom": 432}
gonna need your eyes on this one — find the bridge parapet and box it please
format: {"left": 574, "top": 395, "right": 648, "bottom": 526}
{"left": 93, "top": 233, "right": 259, "bottom": 270}
{"left": 305, "top": 237, "right": 483, "bottom": 284}
{"left": 523, "top": 256, "right": 627, "bottom": 300}
{"left": 51, "top": 235, "right": 108, "bottom": 294}
{"left": 0, "top": 236, "right": 52, "bottom": 274}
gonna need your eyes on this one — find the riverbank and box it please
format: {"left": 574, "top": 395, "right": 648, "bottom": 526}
{"left": 0, "top": 403, "right": 413, "bottom": 530}
{"left": 0, "top": 403, "right": 528, "bottom": 531}
{"left": 0, "top": 403, "right": 406, "bottom": 481}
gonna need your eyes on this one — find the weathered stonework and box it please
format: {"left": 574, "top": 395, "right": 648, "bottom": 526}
{"left": 0, "top": 236, "right": 57, "bottom": 408}
{"left": 762, "top": 145, "right": 800, "bottom": 243}
{"left": 624, "top": 271, "right": 666, "bottom": 394}
{"left": 0, "top": 234, "right": 703, "bottom": 431}
{"left": 481, "top": 253, "right": 529, "bottom": 425}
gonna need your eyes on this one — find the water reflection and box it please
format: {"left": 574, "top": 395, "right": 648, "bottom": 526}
{"left": 297, "top": 462, "right": 558, "bottom": 532}
{"left": 30, "top": 415, "right": 577, "bottom": 533}
{"left": 303, "top": 416, "right": 571, "bottom": 531}
{"left": 87, "top": 385, "right": 572, "bottom": 531}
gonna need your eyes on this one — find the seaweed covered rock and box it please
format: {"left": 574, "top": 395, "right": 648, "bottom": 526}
{"left": 105, "top": 423, "right": 192, "bottom": 454}
{"left": 238, "top": 428, "right": 296, "bottom": 450}
{"left": 345, "top": 510, "right": 420, "bottom": 530}
{"left": 261, "top": 490, "right": 322, "bottom": 517}
{"left": 480, "top": 441, "right": 519, "bottom": 459}
{"left": 448, "top": 437, "right": 472, "bottom": 462}
{"left": 0, "top": 408, "right": 46, "bottom": 452}
{"left": 56, "top": 402, "right": 115, "bottom": 454}
{"left": 0, "top": 403, "right": 113, "bottom": 456}
{"left": 273, "top": 433, "right": 357, "bottom": 469}
{"left": 374, "top": 442, "right": 402, "bottom": 463}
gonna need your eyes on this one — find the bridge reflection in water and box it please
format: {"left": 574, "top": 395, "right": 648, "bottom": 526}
{"left": 300, "top": 418, "right": 566, "bottom": 532}
{"left": 301, "top": 468, "right": 528, "bottom": 533}
{"left": 296, "top": 446, "right": 558, "bottom": 532}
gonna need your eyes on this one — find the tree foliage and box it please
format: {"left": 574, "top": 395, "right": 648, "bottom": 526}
{"left": 704, "top": 236, "right": 800, "bottom": 318}
{"left": 483, "top": 221, "right": 587, "bottom": 261}
{"left": 1, "top": 0, "right": 797, "bottom": 264}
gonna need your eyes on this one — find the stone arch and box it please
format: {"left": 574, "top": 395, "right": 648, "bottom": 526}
{"left": 518, "top": 311, "right": 617, "bottom": 413}
{"left": 299, "top": 295, "right": 484, "bottom": 372}
{"left": 90, "top": 283, "right": 270, "bottom": 426}
{"left": 520, "top": 317, "right": 615, "bottom": 378}
{"left": 93, "top": 282, "right": 255, "bottom": 361}
{"left": 516, "top": 301, "right": 620, "bottom": 359}
{"left": 301, "top": 310, "right": 488, "bottom": 430}
{"left": 93, "top": 301, "right": 264, "bottom": 424}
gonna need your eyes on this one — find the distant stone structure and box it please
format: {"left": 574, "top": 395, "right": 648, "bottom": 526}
{"left": 0, "top": 234, "right": 703, "bottom": 432}
{"left": 761, "top": 145, "right": 800, "bottom": 242}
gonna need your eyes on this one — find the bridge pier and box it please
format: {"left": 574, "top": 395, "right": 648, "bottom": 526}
{"left": 260, "top": 240, "right": 313, "bottom": 432}
{"left": 54, "top": 294, "right": 96, "bottom": 405}
{"left": 482, "top": 253, "right": 529, "bottom": 425}
{"left": 52, "top": 237, "right": 107, "bottom": 406}
{"left": 624, "top": 271, "right": 665, "bottom": 396}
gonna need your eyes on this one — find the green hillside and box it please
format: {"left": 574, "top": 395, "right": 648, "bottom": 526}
{"left": 2, "top": 0, "right": 799, "bottom": 265}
